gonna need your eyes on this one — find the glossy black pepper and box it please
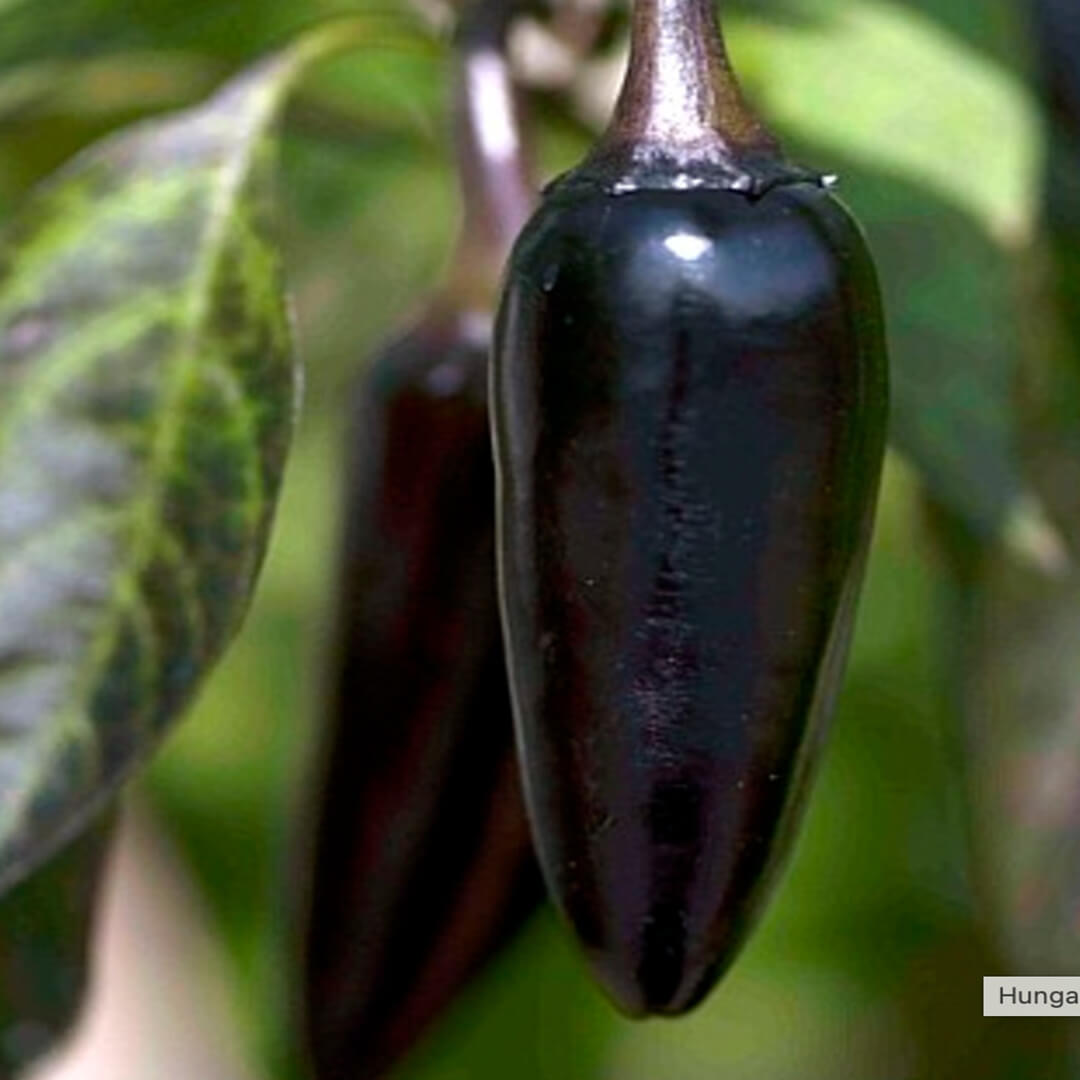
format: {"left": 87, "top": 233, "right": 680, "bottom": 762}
{"left": 492, "top": 0, "right": 888, "bottom": 1017}
{"left": 303, "top": 310, "right": 541, "bottom": 1078}
{"left": 0, "top": 819, "right": 112, "bottom": 1075}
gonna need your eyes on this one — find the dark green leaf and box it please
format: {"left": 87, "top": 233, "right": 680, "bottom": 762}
{"left": 0, "top": 816, "right": 112, "bottom": 1077}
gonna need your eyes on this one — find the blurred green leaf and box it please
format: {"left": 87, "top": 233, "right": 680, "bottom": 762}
{"left": 0, "top": 816, "right": 112, "bottom": 1078}
{"left": 0, "top": 0, "right": 132, "bottom": 67}
{"left": 892, "top": 0, "right": 1024, "bottom": 66}
{"left": 0, "top": 54, "right": 224, "bottom": 126}
{"left": 730, "top": 1, "right": 1039, "bottom": 243}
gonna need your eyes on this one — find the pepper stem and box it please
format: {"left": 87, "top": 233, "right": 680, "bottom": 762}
{"left": 579, "top": 0, "right": 803, "bottom": 192}
{"left": 446, "top": 0, "right": 534, "bottom": 308}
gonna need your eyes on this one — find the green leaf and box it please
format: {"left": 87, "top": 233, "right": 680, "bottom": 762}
{"left": 0, "top": 16, "right": 425, "bottom": 893}
{"left": 0, "top": 54, "right": 223, "bottom": 127}
{"left": 729, "top": 0, "right": 1040, "bottom": 243}
{"left": 0, "top": 817, "right": 113, "bottom": 1076}
{"left": 0, "top": 0, "right": 128, "bottom": 67}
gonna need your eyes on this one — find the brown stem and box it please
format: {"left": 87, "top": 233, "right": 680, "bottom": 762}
{"left": 570, "top": 0, "right": 814, "bottom": 194}
{"left": 603, "top": 0, "right": 775, "bottom": 159}
{"left": 447, "top": 0, "right": 534, "bottom": 306}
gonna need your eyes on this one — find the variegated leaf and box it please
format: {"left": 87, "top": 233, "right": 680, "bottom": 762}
{"left": 0, "top": 17, "right": 421, "bottom": 893}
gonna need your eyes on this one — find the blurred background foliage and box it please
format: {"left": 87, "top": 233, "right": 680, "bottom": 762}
{"left": 3, "top": 0, "right": 1080, "bottom": 1076}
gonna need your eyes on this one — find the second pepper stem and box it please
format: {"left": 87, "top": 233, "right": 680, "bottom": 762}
{"left": 447, "top": 0, "right": 534, "bottom": 308}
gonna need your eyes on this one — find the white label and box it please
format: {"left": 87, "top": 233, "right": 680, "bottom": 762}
{"left": 984, "top": 978, "right": 1080, "bottom": 1016}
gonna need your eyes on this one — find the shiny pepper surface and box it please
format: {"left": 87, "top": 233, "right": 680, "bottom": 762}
{"left": 492, "top": 0, "right": 888, "bottom": 1018}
